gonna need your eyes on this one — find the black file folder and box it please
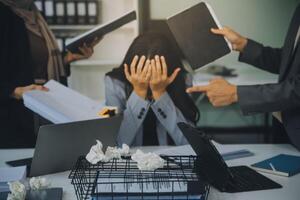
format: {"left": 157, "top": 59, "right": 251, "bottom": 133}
{"left": 167, "top": 2, "right": 231, "bottom": 70}
{"left": 55, "top": 0, "right": 66, "bottom": 24}
{"left": 87, "top": 0, "right": 99, "bottom": 24}
{"left": 44, "top": 0, "right": 55, "bottom": 24}
{"left": 34, "top": 0, "right": 43, "bottom": 12}
{"left": 76, "top": 0, "right": 87, "bottom": 24}
{"left": 66, "top": 10, "right": 137, "bottom": 54}
{"left": 66, "top": 1, "right": 76, "bottom": 24}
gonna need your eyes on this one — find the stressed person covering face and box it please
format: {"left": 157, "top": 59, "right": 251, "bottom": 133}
{"left": 105, "top": 33, "right": 200, "bottom": 147}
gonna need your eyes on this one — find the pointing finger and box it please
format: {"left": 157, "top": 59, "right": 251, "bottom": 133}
{"left": 186, "top": 85, "right": 210, "bottom": 93}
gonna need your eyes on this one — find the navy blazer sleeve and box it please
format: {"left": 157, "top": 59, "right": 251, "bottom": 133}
{"left": 239, "top": 39, "right": 282, "bottom": 74}
{"left": 237, "top": 40, "right": 300, "bottom": 115}
{"left": 238, "top": 77, "right": 300, "bottom": 115}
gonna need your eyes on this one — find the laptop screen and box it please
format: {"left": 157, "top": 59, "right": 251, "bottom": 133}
{"left": 178, "top": 123, "right": 233, "bottom": 188}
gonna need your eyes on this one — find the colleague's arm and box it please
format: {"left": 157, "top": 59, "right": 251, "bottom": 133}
{"left": 64, "top": 37, "right": 101, "bottom": 64}
{"left": 238, "top": 75, "right": 300, "bottom": 115}
{"left": 105, "top": 76, "right": 150, "bottom": 146}
{"left": 212, "top": 27, "right": 281, "bottom": 74}
{"left": 239, "top": 39, "right": 281, "bottom": 74}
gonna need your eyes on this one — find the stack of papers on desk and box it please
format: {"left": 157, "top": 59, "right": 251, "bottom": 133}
{"left": 154, "top": 141, "right": 254, "bottom": 161}
{"left": 0, "top": 166, "right": 26, "bottom": 192}
{"left": 23, "top": 80, "right": 111, "bottom": 124}
{"left": 93, "top": 178, "right": 203, "bottom": 200}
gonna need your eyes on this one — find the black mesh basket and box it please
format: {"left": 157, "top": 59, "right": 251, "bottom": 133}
{"left": 69, "top": 155, "right": 210, "bottom": 200}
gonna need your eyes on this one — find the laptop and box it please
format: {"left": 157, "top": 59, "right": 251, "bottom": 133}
{"left": 6, "top": 115, "right": 122, "bottom": 177}
{"left": 177, "top": 122, "right": 282, "bottom": 193}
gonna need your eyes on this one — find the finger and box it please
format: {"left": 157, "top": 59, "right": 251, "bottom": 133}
{"left": 72, "top": 54, "right": 85, "bottom": 60}
{"left": 33, "top": 85, "right": 48, "bottom": 92}
{"left": 155, "top": 55, "right": 162, "bottom": 76}
{"left": 211, "top": 28, "right": 226, "bottom": 36}
{"left": 137, "top": 55, "right": 146, "bottom": 74}
{"left": 124, "top": 64, "right": 132, "bottom": 82}
{"left": 78, "top": 46, "right": 88, "bottom": 57}
{"left": 141, "top": 59, "right": 150, "bottom": 78}
{"left": 145, "top": 64, "right": 152, "bottom": 81}
{"left": 130, "top": 55, "right": 139, "bottom": 76}
{"left": 84, "top": 43, "right": 93, "bottom": 55}
{"left": 211, "top": 99, "right": 228, "bottom": 108}
{"left": 167, "top": 68, "right": 181, "bottom": 84}
{"left": 91, "top": 37, "right": 101, "bottom": 47}
{"left": 209, "top": 76, "right": 224, "bottom": 83}
{"left": 161, "top": 56, "right": 168, "bottom": 78}
{"left": 27, "top": 84, "right": 35, "bottom": 90}
{"left": 186, "top": 85, "right": 210, "bottom": 93}
{"left": 151, "top": 59, "right": 157, "bottom": 80}
{"left": 41, "top": 86, "right": 49, "bottom": 91}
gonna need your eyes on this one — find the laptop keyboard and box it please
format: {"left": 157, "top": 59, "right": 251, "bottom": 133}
{"left": 228, "top": 166, "right": 281, "bottom": 192}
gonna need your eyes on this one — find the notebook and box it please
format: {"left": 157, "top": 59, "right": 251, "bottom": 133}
{"left": 23, "top": 80, "right": 117, "bottom": 124}
{"left": 167, "top": 2, "right": 231, "bottom": 70}
{"left": 251, "top": 154, "right": 300, "bottom": 177}
{"left": 66, "top": 10, "right": 136, "bottom": 53}
{"left": 0, "top": 188, "right": 63, "bottom": 200}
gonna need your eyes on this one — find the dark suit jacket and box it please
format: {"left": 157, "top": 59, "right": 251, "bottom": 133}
{"left": 0, "top": 3, "right": 37, "bottom": 148}
{"left": 238, "top": 5, "right": 300, "bottom": 150}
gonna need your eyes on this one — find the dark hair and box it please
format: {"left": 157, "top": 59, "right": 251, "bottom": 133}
{"left": 106, "top": 32, "right": 200, "bottom": 123}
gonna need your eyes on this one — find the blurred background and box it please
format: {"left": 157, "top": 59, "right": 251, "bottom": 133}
{"left": 39, "top": 0, "right": 300, "bottom": 144}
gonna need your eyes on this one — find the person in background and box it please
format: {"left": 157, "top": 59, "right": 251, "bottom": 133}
{"left": 105, "top": 33, "right": 200, "bottom": 147}
{"left": 187, "top": 5, "right": 300, "bottom": 150}
{"left": 0, "top": 0, "right": 100, "bottom": 148}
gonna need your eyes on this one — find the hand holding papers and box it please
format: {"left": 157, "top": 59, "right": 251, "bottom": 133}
{"left": 23, "top": 80, "right": 117, "bottom": 124}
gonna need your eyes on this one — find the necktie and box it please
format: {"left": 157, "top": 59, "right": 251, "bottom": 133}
{"left": 143, "top": 108, "right": 159, "bottom": 146}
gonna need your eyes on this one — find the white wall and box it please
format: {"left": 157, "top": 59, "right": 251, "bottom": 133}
{"left": 150, "top": 0, "right": 299, "bottom": 68}
{"left": 69, "top": 0, "right": 299, "bottom": 101}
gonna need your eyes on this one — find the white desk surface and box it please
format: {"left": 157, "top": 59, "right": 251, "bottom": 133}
{"left": 0, "top": 144, "right": 299, "bottom": 200}
{"left": 192, "top": 64, "right": 279, "bottom": 86}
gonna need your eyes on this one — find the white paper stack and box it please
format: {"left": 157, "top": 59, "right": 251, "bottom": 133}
{"left": 0, "top": 166, "right": 27, "bottom": 192}
{"left": 23, "top": 80, "right": 113, "bottom": 124}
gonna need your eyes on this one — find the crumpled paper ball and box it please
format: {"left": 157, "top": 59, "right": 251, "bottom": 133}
{"left": 29, "top": 177, "right": 50, "bottom": 190}
{"left": 86, "top": 141, "right": 130, "bottom": 164}
{"left": 86, "top": 140, "right": 106, "bottom": 164}
{"left": 131, "top": 150, "right": 164, "bottom": 171}
{"left": 7, "top": 181, "right": 26, "bottom": 200}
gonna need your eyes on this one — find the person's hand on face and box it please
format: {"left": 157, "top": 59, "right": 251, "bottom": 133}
{"left": 211, "top": 27, "right": 248, "bottom": 52}
{"left": 124, "top": 55, "right": 151, "bottom": 99}
{"left": 186, "top": 78, "right": 238, "bottom": 107}
{"left": 149, "top": 55, "right": 181, "bottom": 100}
{"left": 65, "top": 37, "right": 102, "bottom": 64}
{"left": 12, "top": 84, "right": 49, "bottom": 100}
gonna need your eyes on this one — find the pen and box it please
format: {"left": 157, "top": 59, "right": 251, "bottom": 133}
{"left": 269, "top": 163, "right": 276, "bottom": 171}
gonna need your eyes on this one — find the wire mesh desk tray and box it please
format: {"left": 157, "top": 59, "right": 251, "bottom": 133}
{"left": 69, "top": 155, "right": 210, "bottom": 200}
